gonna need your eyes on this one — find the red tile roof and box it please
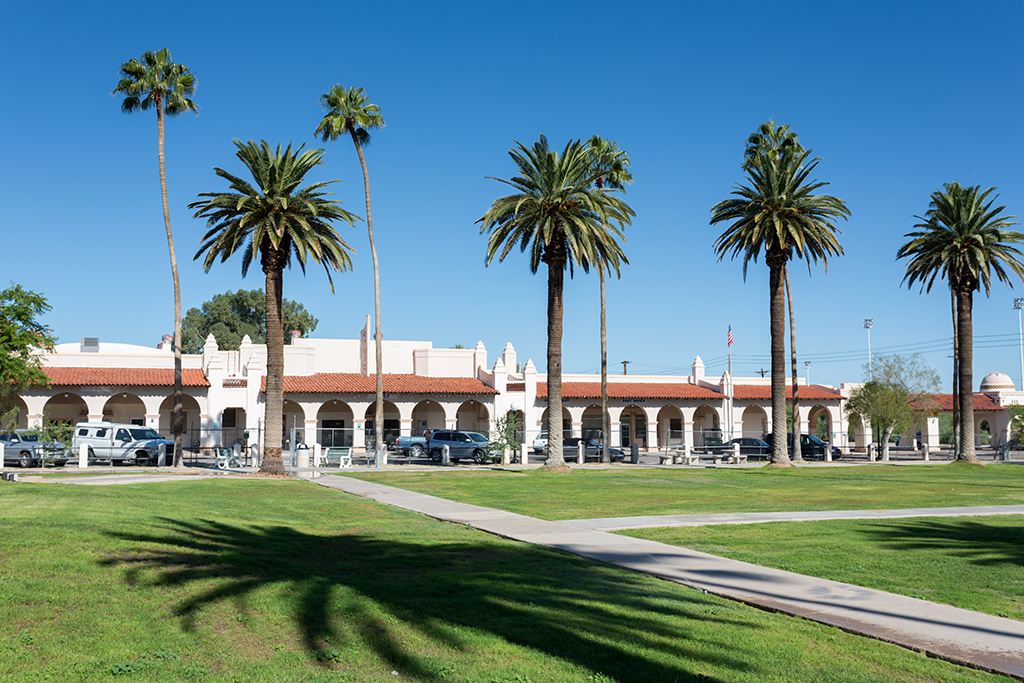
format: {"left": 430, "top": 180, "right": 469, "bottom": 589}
{"left": 506, "top": 382, "right": 526, "bottom": 392}
{"left": 261, "top": 373, "right": 498, "bottom": 395}
{"left": 911, "top": 393, "right": 1002, "bottom": 412}
{"left": 731, "top": 385, "right": 842, "bottom": 401}
{"left": 537, "top": 382, "right": 723, "bottom": 400}
{"left": 43, "top": 367, "right": 210, "bottom": 387}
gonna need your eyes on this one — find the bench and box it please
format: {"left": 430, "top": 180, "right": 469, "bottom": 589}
{"left": 321, "top": 447, "right": 353, "bottom": 468}
{"left": 662, "top": 449, "right": 700, "bottom": 466}
{"left": 215, "top": 447, "right": 243, "bottom": 469}
{"left": 712, "top": 453, "right": 748, "bottom": 465}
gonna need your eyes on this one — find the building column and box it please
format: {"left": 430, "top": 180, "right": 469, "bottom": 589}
{"left": 353, "top": 418, "right": 366, "bottom": 449}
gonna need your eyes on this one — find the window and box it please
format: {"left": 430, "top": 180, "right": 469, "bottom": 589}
{"left": 96, "top": 429, "right": 107, "bottom": 438}
{"left": 223, "top": 408, "right": 236, "bottom": 428}
{"left": 116, "top": 429, "right": 131, "bottom": 441}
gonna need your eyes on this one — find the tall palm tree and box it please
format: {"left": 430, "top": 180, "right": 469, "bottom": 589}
{"left": 743, "top": 121, "right": 806, "bottom": 461}
{"left": 897, "top": 182, "right": 1024, "bottom": 463}
{"left": 712, "top": 127, "right": 849, "bottom": 465}
{"left": 480, "top": 135, "right": 633, "bottom": 468}
{"left": 190, "top": 140, "right": 358, "bottom": 474}
{"left": 585, "top": 136, "right": 632, "bottom": 463}
{"left": 113, "top": 48, "right": 197, "bottom": 467}
{"left": 314, "top": 86, "right": 387, "bottom": 466}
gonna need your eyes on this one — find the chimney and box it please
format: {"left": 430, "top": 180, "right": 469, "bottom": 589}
{"left": 159, "top": 334, "right": 173, "bottom": 351}
{"left": 291, "top": 330, "right": 302, "bottom": 344}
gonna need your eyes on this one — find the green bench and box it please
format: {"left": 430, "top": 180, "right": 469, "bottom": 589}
{"left": 320, "top": 447, "right": 353, "bottom": 468}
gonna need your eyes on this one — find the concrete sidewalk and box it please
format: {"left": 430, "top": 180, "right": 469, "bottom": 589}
{"left": 316, "top": 475, "right": 1024, "bottom": 680}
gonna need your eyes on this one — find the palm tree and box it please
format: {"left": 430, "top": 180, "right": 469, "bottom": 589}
{"left": 480, "top": 135, "right": 633, "bottom": 468}
{"left": 585, "top": 136, "right": 632, "bottom": 463}
{"left": 314, "top": 86, "right": 387, "bottom": 466}
{"left": 113, "top": 48, "right": 197, "bottom": 467}
{"left": 712, "top": 126, "right": 849, "bottom": 465}
{"left": 897, "top": 182, "right": 1024, "bottom": 463}
{"left": 190, "top": 140, "right": 358, "bottom": 474}
{"left": 743, "top": 121, "right": 806, "bottom": 461}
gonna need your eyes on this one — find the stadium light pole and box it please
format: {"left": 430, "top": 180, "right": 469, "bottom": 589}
{"left": 863, "top": 318, "right": 873, "bottom": 380}
{"left": 804, "top": 360, "right": 811, "bottom": 386}
{"left": 1014, "top": 299, "right": 1024, "bottom": 390}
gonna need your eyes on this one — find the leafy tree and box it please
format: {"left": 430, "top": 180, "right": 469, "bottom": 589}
{"left": 190, "top": 140, "right": 358, "bottom": 474}
{"left": 845, "top": 354, "right": 940, "bottom": 460}
{"left": 182, "top": 289, "right": 318, "bottom": 353}
{"left": 314, "top": 85, "right": 387, "bottom": 466}
{"left": 487, "top": 411, "right": 525, "bottom": 463}
{"left": 897, "top": 183, "right": 1024, "bottom": 462}
{"left": 113, "top": 48, "right": 198, "bottom": 466}
{"left": 712, "top": 123, "right": 849, "bottom": 465}
{"left": 0, "top": 285, "right": 57, "bottom": 407}
{"left": 584, "top": 136, "right": 632, "bottom": 463}
{"left": 479, "top": 135, "right": 633, "bottom": 468}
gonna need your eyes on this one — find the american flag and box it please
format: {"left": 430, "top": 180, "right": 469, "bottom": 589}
{"left": 727, "top": 322, "right": 734, "bottom": 347}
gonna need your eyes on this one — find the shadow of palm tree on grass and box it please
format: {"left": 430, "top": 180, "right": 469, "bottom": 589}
{"left": 101, "top": 517, "right": 761, "bottom": 682}
{"left": 858, "top": 517, "right": 1024, "bottom": 568}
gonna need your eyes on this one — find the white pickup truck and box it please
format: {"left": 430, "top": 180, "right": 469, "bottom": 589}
{"left": 72, "top": 422, "right": 174, "bottom": 466}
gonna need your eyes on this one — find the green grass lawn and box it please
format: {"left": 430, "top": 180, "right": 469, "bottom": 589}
{"left": 620, "top": 515, "right": 1024, "bottom": 622}
{"left": 344, "top": 462, "right": 1024, "bottom": 520}
{"left": 0, "top": 479, "right": 1014, "bottom": 682}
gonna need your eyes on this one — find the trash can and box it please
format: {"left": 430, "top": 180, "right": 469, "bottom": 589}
{"left": 630, "top": 443, "right": 639, "bottom": 464}
{"left": 296, "top": 442, "right": 310, "bottom": 468}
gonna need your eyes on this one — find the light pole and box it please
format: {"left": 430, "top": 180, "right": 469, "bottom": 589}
{"left": 1014, "top": 299, "right": 1024, "bottom": 390}
{"left": 804, "top": 360, "right": 811, "bottom": 386}
{"left": 864, "top": 318, "right": 873, "bottom": 380}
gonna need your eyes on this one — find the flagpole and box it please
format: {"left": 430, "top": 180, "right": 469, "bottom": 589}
{"left": 728, "top": 317, "right": 732, "bottom": 376}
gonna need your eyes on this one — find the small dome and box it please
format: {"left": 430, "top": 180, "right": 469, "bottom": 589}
{"left": 980, "top": 371, "right": 1015, "bottom": 391}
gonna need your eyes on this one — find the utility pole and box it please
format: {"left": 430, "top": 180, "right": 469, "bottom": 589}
{"left": 864, "top": 318, "right": 873, "bottom": 380}
{"left": 804, "top": 360, "right": 811, "bottom": 386}
{"left": 621, "top": 360, "right": 631, "bottom": 375}
{"left": 1014, "top": 299, "right": 1024, "bottom": 390}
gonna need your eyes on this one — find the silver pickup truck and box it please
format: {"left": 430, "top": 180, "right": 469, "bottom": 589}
{"left": 0, "top": 430, "right": 72, "bottom": 468}
{"left": 72, "top": 422, "right": 174, "bottom": 466}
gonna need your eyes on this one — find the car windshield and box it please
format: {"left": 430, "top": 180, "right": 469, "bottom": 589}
{"left": 130, "top": 428, "right": 163, "bottom": 440}
{"left": 17, "top": 433, "right": 41, "bottom": 442}
{"left": 466, "top": 432, "right": 488, "bottom": 443}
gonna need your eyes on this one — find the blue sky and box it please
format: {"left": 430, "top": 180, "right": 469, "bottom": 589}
{"left": 4, "top": 0, "right": 1024, "bottom": 391}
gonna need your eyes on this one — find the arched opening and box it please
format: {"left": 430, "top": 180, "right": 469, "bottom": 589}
{"left": 456, "top": 399, "right": 490, "bottom": 434}
{"left": 807, "top": 405, "right": 832, "bottom": 443}
{"left": 42, "top": 393, "right": 88, "bottom": 427}
{"left": 411, "top": 400, "right": 446, "bottom": 437}
{"left": 318, "top": 400, "right": 354, "bottom": 447}
{"left": 539, "top": 407, "right": 572, "bottom": 439}
{"left": 848, "top": 413, "right": 867, "bottom": 451}
{"left": 657, "top": 405, "right": 683, "bottom": 448}
{"left": 159, "top": 394, "right": 202, "bottom": 441}
{"left": 364, "top": 400, "right": 400, "bottom": 450}
{"left": 692, "top": 404, "right": 721, "bottom": 447}
{"left": 1, "top": 396, "right": 30, "bottom": 429}
{"left": 620, "top": 405, "right": 648, "bottom": 449}
{"left": 283, "top": 400, "right": 305, "bottom": 448}
{"left": 979, "top": 419, "right": 991, "bottom": 446}
{"left": 102, "top": 393, "right": 145, "bottom": 425}
{"left": 741, "top": 405, "right": 767, "bottom": 440}
{"left": 581, "top": 404, "right": 604, "bottom": 440}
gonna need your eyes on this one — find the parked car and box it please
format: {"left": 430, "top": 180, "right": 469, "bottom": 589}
{"left": 391, "top": 435, "right": 428, "bottom": 457}
{"left": 532, "top": 431, "right": 548, "bottom": 454}
{"left": 71, "top": 422, "right": 174, "bottom": 466}
{"left": 427, "top": 430, "right": 490, "bottom": 463}
{"left": 0, "top": 430, "right": 71, "bottom": 468}
{"left": 722, "top": 437, "right": 771, "bottom": 459}
{"left": 763, "top": 433, "right": 842, "bottom": 460}
{"left": 543, "top": 437, "right": 625, "bottom": 462}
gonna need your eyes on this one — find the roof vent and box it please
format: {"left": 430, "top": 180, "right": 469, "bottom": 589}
{"left": 81, "top": 337, "right": 100, "bottom": 353}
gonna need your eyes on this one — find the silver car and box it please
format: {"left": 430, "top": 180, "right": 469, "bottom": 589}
{"left": 0, "top": 431, "right": 71, "bottom": 468}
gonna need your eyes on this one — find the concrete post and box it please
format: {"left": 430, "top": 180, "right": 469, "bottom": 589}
{"left": 521, "top": 444, "right": 528, "bottom": 466}
{"left": 0, "top": 444, "right": 3, "bottom": 469}
{"left": 79, "top": 443, "right": 88, "bottom": 468}
{"left": 734, "top": 442, "right": 741, "bottom": 462}
{"left": 502, "top": 447, "right": 510, "bottom": 466}
{"left": 825, "top": 442, "right": 832, "bottom": 463}
{"left": 157, "top": 443, "right": 167, "bottom": 467}
{"left": 577, "top": 440, "right": 585, "bottom": 465}
{"left": 442, "top": 444, "right": 450, "bottom": 466}
{"left": 313, "top": 442, "right": 322, "bottom": 468}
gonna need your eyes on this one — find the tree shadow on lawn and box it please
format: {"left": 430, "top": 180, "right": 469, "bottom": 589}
{"left": 857, "top": 517, "right": 1024, "bottom": 568}
{"left": 101, "top": 518, "right": 765, "bottom": 682}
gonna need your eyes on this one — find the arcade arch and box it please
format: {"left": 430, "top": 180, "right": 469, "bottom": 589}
{"left": 657, "top": 405, "right": 683, "bottom": 448}
{"left": 457, "top": 399, "right": 490, "bottom": 433}
{"left": 103, "top": 393, "right": 145, "bottom": 425}
{"left": 318, "top": 400, "right": 354, "bottom": 447}
{"left": 692, "top": 404, "right": 721, "bottom": 446}
{"left": 741, "top": 405, "right": 767, "bottom": 440}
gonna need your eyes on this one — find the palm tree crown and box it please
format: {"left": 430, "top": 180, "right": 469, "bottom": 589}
{"left": 480, "top": 135, "right": 633, "bottom": 467}
{"left": 113, "top": 48, "right": 197, "bottom": 117}
{"left": 897, "top": 182, "right": 1023, "bottom": 462}
{"left": 190, "top": 140, "right": 357, "bottom": 475}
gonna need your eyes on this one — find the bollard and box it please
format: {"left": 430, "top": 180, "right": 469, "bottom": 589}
{"left": 630, "top": 443, "right": 639, "bottom": 464}
{"left": 79, "top": 443, "right": 88, "bottom": 468}
{"left": 157, "top": 443, "right": 167, "bottom": 467}
{"left": 577, "top": 440, "right": 585, "bottom": 465}
{"left": 733, "top": 442, "right": 741, "bottom": 462}
{"left": 825, "top": 442, "right": 832, "bottom": 463}
{"left": 0, "top": 443, "right": 4, "bottom": 469}
{"left": 502, "top": 447, "right": 510, "bottom": 466}
{"left": 442, "top": 444, "right": 450, "bottom": 466}
{"left": 313, "top": 442, "right": 322, "bottom": 468}
{"left": 521, "top": 444, "right": 529, "bottom": 466}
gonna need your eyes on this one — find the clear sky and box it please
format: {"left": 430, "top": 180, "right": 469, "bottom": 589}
{"left": 4, "top": 0, "right": 1023, "bottom": 391}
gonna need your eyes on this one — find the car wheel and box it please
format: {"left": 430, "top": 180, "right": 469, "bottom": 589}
{"left": 430, "top": 448, "right": 442, "bottom": 462}
{"left": 18, "top": 452, "right": 32, "bottom": 468}
{"left": 472, "top": 450, "right": 484, "bottom": 464}
{"left": 409, "top": 444, "right": 424, "bottom": 458}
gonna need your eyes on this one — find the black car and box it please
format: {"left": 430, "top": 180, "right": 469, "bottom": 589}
{"left": 722, "top": 437, "right": 771, "bottom": 459}
{"left": 558, "top": 437, "right": 625, "bottom": 462}
{"left": 763, "top": 433, "right": 842, "bottom": 460}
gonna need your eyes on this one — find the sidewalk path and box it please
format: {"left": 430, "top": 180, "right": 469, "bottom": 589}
{"left": 561, "top": 504, "right": 1024, "bottom": 530}
{"left": 316, "top": 475, "right": 1024, "bottom": 680}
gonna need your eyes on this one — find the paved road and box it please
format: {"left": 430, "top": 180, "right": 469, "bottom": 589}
{"left": 316, "top": 475, "right": 1024, "bottom": 680}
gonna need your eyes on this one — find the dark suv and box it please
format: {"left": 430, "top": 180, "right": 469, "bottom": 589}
{"left": 764, "top": 433, "right": 842, "bottom": 460}
{"left": 427, "top": 430, "right": 490, "bottom": 463}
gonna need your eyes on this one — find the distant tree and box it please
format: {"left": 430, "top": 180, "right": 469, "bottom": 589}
{"left": 113, "top": 48, "right": 198, "bottom": 467}
{"left": 191, "top": 140, "right": 358, "bottom": 475}
{"left": 0, "top": 285, "right": 57, "bottom": 407}
{"left": 182, "top": 289, "right": 318, "bottom": 353}
{"left": 845, "top": 354, "right": 940, "bottom": 461}
{"left": 487, "top": 411, "right": 525, "bottom": 463}
{"left": 898, "top": 182, "right": 1024, "bottom": 462}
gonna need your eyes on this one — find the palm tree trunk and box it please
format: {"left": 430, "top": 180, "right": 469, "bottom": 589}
{"left": 768, "top": 254, "right": 792, "bottom": 465}
{"left": 156, "top": 100, "right": 184, "bottom": 467}
{"left": 261, "top": 251, "right": 286, "bottom": 475}
{"left": 785, "top": 266, "right": 802, "bottom": 461}
{"left": 351, "top": 131, "right": 384, "bottom": 466}
{"left": 957, "top": 286, "right": 977, "bottom": 462}
{"left": 600, "top": 268, "right": 610, "bottom": 463}
{"left": 951, "top": 289, "right": 959, "bottom": 459}
{"left": 545, "top": 251, "right": 566, "bottom": 469}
